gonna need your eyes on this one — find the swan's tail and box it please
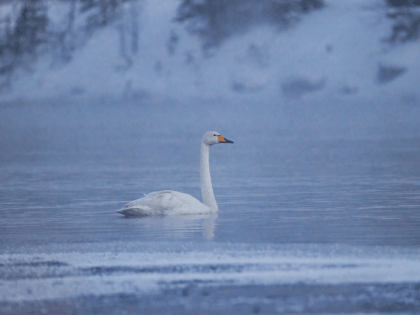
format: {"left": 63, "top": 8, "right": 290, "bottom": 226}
{"left": 115, "top": 207, "right": 150, "bottom": 216}
{"left": 115, "top": 208, "right": 128, "bottom": 215}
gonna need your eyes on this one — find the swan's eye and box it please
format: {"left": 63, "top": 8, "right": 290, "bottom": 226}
{"left": 214, "top": 134, "right": 216, "bottom": 136}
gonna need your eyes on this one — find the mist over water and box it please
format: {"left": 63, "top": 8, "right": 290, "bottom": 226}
{"left": 1, "top": 97, "right": 419, "bottom": 246}
{"left": 1, "top": 0, "right": 420, "bottom": 314}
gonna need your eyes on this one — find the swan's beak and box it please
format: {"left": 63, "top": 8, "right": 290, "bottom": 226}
{"left": 217, "top": 135, "right": 234, "bottom": 143}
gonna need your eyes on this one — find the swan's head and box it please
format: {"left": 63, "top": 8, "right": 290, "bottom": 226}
{"left": 202, "top": 131, "right": 234, "bottom": 146}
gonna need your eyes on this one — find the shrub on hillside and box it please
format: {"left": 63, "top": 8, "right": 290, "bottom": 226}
{"left": 387, "top": 8, "right": 420, "bottom": 43}
{"left": 176, "top": 0, "right": 325, "bottom": 48}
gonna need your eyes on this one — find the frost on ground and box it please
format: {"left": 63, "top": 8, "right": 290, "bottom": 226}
{"left": 0, "top": 243, "right": 420, "bottom": 314}
{"left": 1, "top": 242, "right": 420, "bottom": 301}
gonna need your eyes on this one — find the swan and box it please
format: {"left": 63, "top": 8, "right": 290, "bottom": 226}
{"left": 116, "top": 131, "right": 233, "bottom": 216}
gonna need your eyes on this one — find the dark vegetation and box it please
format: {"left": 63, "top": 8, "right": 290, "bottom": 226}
{"left": 0, "top": 0, "right": 47, "bottom": 89}
{"left": 377, "top": 64, "right": 407, "bottom": 84}
{"left": 386, "top": 0, "right": 420, "bottom": 7}
{"left": 176, "top": 0, "right": 324, "bottom": 49}
{"left": 1, "top": 0, "right": 418, "bottom": 92}
{"left": 0, "top": 0, "right": 326, "bottom": 91}
{"left": 0, "top": 0, "right": 133, "bottom": 91}
{"left": 386, "top": 0, "right": 420, "bottom": 43}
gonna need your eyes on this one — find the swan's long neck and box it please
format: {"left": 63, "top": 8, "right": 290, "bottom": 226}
{"left": 200, "top": 142, "right": 218, "bottom": 210}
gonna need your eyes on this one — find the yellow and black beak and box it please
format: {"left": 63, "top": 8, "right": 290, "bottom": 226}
{"left": 217, "top": 135, "right": 234, "bottom": 143}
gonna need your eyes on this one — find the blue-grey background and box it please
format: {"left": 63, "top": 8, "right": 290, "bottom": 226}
{"left": 1, "top": 0, "right": 420, "bottom": 314}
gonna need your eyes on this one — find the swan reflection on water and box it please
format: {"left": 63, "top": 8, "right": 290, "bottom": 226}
{"left": 122, "top": 213, "right": 218, "bottom": 240}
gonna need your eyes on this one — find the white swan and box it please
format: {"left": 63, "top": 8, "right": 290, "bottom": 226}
{"left": 116, "top": 131, "right": 233, "bottom": 216}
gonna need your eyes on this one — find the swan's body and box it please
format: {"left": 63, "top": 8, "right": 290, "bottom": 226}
{"left": 118, "top": 191, "right": 209, "bottom": 216}
{"left": 116, "top": 131, "right": 233, "bottom": 216}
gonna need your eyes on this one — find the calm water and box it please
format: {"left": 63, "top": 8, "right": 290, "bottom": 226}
{"left": 1, "top": 98, "right": 420, "bottom": 313}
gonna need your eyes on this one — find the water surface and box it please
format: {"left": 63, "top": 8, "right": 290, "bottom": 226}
{"left": 1, "top": 98, "right": 419, "bottom": 313}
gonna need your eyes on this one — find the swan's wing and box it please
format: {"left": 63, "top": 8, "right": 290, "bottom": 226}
{"left": 116, "top": 191, "right": 170, "bottom": 216}
{"left": 116, "top": 191, "right": 209, "bottom": 216}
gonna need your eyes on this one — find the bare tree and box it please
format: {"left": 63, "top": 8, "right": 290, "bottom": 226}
{"left": 176, "top": 0, "right": 324, "bottom": 48}
{"left": 0, "top": 0, "right": 48, "bottom": 89}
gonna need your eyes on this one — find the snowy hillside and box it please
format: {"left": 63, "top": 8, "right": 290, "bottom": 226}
{"left": 0, "top": 0, "right": 419, "bottom": 108}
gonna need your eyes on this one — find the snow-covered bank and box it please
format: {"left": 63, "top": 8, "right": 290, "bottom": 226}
{"left": 0, "top": 0, "right": 419, "bottom": 107}
{"left": 1, "top": 242, "right": 420, "bottom": 302}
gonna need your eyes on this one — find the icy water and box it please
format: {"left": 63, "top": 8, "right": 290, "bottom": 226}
{"left": 1, "top": 98, "right": 420, "bottom": 314}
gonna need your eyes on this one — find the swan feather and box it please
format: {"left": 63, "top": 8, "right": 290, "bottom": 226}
{"left": 116, "top": 190, "right": 211, "bottom": 216}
